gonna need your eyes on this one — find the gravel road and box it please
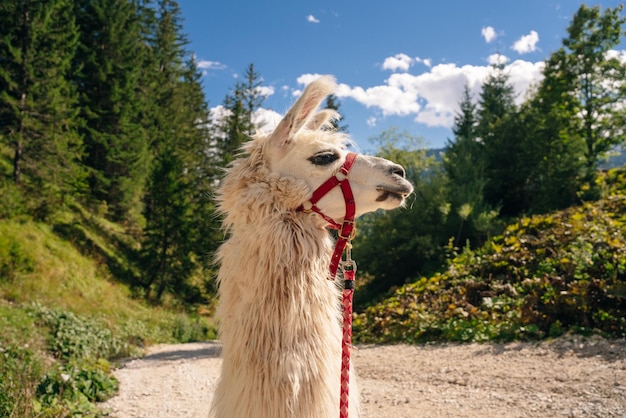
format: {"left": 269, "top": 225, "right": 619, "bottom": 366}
{"left": 100, "top": 334, "right": 626, "bottom": 418}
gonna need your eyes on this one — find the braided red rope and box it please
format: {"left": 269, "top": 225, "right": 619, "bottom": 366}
{"left": 339, "top": 262, "right": 355, "bottom": 418}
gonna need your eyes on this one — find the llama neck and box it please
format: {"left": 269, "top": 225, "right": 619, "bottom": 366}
{"left": 214, "top": 213, "right": 344, "bottom": 418}
{"left": 215, "top": 146, "right": 343, "bottom": 343}
{"left": 221, "top": 213, "right": 333, "bottom": 287}
{"left": 216, "top": 209, "right": 341, "bottom": 323}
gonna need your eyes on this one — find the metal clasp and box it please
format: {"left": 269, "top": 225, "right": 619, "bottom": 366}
{"left": 340, "top": 243, "right": 357, "bottom": 274}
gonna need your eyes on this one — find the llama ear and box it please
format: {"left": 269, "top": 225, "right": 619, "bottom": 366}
{"left": 269, "top": 75, "right": 336, "bottom": 147}
{"left": 306, "top": 109, "right": 340, "bottom": 131}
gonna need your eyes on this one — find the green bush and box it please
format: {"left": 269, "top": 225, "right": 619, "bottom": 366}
{"left": 355, "top": 183, "right": 626, "bottom": 344}
{"left": 171, "top": 314, "right": 216, "bottom": 343}
{"left": 31, "top": 305, "right": 130, "bottom": 360}
{"left": 35, "top": 359, "right": 118, "bottom": 416}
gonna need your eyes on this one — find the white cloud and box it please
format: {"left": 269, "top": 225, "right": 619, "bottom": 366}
{"left": 294, "top": 73, "right": 326, "bottom": 96}
{"left": 209, "top": 105, "right": 283, "bottom": 135}
{"left": 334, "top": 74, "right": 421, "bottom": 116}
{"left": 607, "top": 49, "right": 626, "bottom": 63}
{"left": 506, "top": 59, "right": 545, "bottom": 104}
{"left": 307, "top": 14, "right": 320, "bottom": 23}
{"left": 255, "top": 85, "right": 275, "bottom": 98}
{"left": 382, "top": 53, "right": 414, "bottom": 72}
{"left": 410, "top": 64, "right": 489, "bottom": 126}
{"left": 252, "top": 108, "right": 283, "bottom": 132}
{"left": 209, "top": 105, "right": 229, "bottom": 121}
{"left": 481, "top": 26, "right": 497, "bottom": 43}
{"left": 415, "top": 56, "right": 433, "bottom": 68}
{"left": 197, "top": 60, "right": 226, "bottom": 71}
{"left": 296, "top": 58, "right": 546, "bottom": 129}
{"left": 512, "top": 30, "right": 539, "bottom": 54}
{"left": 295, "top": 73, "right": 325, "bottom": 86}
{"left": 487, "top": 54, "right": 510, "bottom": 65}
{"left": 366, "top": 117, "right": 377, "bottom": 127}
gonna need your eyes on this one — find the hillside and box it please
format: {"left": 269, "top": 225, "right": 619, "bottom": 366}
{"left": 354, "top": 168, "right": 626, "bottom": 344}
{"left": 0, "top": 211, "right": 214, "bottom": 417}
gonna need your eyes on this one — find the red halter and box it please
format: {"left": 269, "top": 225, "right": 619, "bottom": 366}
{"left": 296, "top": 152, "right": 357, "bottom": 278}
{"left": 296, "top": 151, "right": 358, "bottom": 418}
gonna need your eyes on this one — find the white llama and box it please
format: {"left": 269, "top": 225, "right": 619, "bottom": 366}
{"left": 210, "top": 76, "right": 413, "bottom": 418}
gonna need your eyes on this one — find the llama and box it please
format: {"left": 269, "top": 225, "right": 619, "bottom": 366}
{"left": 210, "top": 76, "right": 413, "bottom": 418}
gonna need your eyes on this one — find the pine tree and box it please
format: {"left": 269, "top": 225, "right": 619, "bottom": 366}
{"left": 476, "top": 65, "right": 516, "bottom": 139}
{"left": 324, "top": 94, "right": 349, "bottom": 132}
{"left": 141, "top": 0, "right": 190, "bottom": 300}
{"left": 452, "top": 85, "right": 477, "bottom": 140}
{"left": 141, "top": 143, "right": 195, "bottom": 300}
{"left": 517, "top": 50, "right": 585, "bottom": 212}
{"left": 476, "top": 65, "right": 525, "bottom": 216}
{"left": 443, "top": 85, "right": 496, "bottom": 245}
{"left": 560, "top": 4, "right": 626, "bottom": 189}
{"left": 140, "top": 0, "right": 217, "bottom": 302}
{"left": 0, "top": 0, "right": 85, "bottom": 216}
{"left": 73, "top": 0, "right": 150, "bottom": 224}
{"left": 241, "top": 63, "right": 265, "bottom": 132}
{"left": 170, "top": 57, "right": 219, "bottom": 302}
{"left": 218, "top": 64, "right": 266, "bottom": 166}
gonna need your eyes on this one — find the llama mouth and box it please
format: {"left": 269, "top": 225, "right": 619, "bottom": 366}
{"left": 376, "top": 188, "right": 408, "bottom": 202}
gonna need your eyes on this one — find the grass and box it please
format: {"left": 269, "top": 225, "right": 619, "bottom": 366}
{"left": 0, "top": 215, "right": 216, "bottom": 417}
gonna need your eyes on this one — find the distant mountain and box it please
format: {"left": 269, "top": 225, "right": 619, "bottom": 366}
{"left": 426, "top": 148, "right": 444, "bottom": 163}
{"left": 600, "top": 146, "right": 626, "bottom": 170}
{"left": 427, "top": 147, "right": 625, "bottom": 170}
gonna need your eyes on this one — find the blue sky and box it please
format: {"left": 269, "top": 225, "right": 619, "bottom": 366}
{"left": 177, "top": 0, "right": 625, "bottom": 151}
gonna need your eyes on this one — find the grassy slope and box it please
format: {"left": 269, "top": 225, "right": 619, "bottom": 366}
{"left": 0, "top": 214, "right": 214, "bottom": 417}
{"left": 0, "top": 140, "right": 211, "bottom": 416}
{"left": 354, "top": 168, "right": 626, "bottom": 344}
{"left": 3, "top": 221, "right": 129, "bottom": 312}
{"left": 0, "top": 217, "right": 204, "bottom": 339}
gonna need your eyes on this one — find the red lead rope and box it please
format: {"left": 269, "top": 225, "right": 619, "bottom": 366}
{"left": 339, "top": 252, "right": 356, "bottom": 418}
{"left": 296, "top": 152, "right": 358, "bottom": 418}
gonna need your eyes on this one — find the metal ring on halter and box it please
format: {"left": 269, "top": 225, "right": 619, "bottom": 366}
{"left": 300, "top": 201, "right": 314, "bottom": 213}
{"left": 338, "top": 224, "right": 357, "bottom": 241}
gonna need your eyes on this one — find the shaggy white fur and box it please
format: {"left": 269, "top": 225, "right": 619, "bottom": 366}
{"left": 210, "top": 76, "right": 413, "bottom": 418}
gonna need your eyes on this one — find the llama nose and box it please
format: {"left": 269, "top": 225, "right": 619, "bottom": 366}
{"left": 389, "top": 164, "right": 406, "bottom": 178}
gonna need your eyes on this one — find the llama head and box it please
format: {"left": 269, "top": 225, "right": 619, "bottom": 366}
{"left": 265, "top": 75, "right": 413, "bottom": 222}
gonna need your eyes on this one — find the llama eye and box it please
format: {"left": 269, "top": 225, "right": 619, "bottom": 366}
{"left": 309, "top": 152, "right": 339, "bottom": 166}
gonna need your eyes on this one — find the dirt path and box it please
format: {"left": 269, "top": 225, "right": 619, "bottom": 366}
{"left": 100, "top": 335, "right": 626, "bottom": 418}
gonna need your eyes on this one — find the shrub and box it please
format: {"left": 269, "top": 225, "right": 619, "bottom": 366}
{"left": 31, "top": 304, "right": 130, "bottom": 360}
{"left": 171, "top": 314, "right": 216, "bottom": 343}
{"left": 355, "top": 187, "right": 626, "bottom": 344}
{"left": 35, "top": 359, "right": 118, "bottom": 416}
